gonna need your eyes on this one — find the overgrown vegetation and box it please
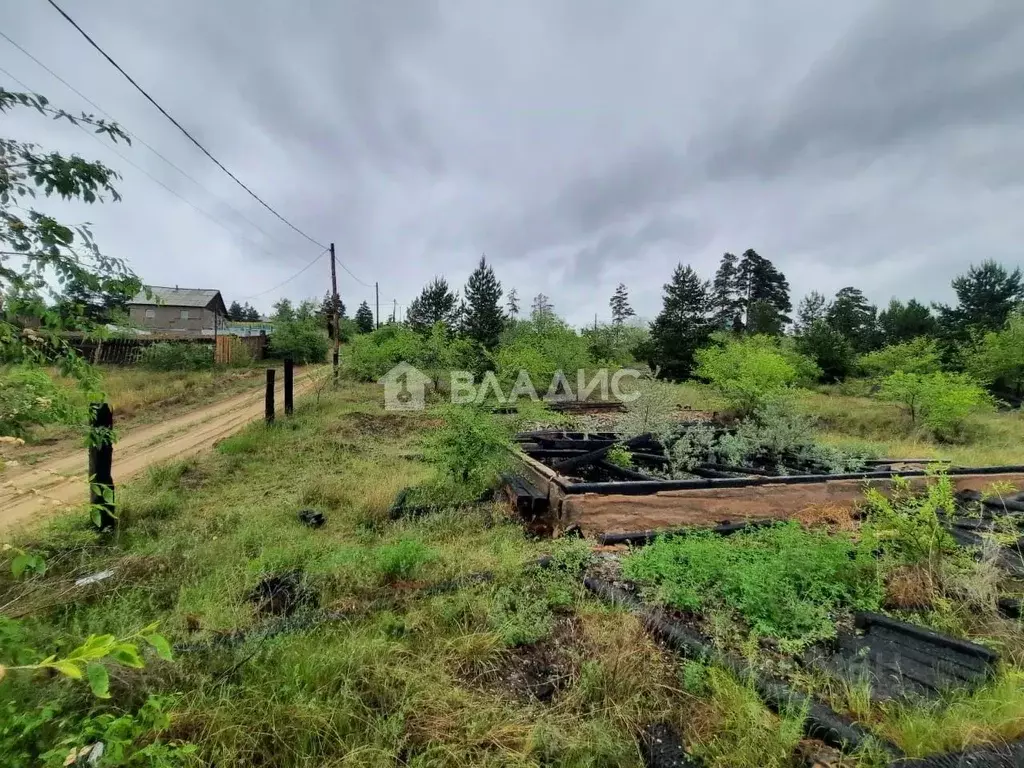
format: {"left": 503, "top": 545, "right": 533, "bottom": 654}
{"left": 138, "top": 342, "right": 214, "bottom": 372}
{"left": 623, "top": 522, "right": 882, "bottom": 648}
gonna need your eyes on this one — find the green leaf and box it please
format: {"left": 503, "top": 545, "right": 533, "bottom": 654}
{"left": 86, "top": 662, "right": 110, "bottom": 698}
{"left": 49, "top": 660, "right": 83, "bottom": 679}
{"left": 11, "top": 554, "right": 29, "bottom": 579}
{"left": 144, "top": 633, "right": 173, "bottom": 662}
{"left": 109, "top": 645, "right": 144, "bottom": 668}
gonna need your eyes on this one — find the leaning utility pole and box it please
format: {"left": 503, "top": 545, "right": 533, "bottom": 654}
{"left": 375, "top": 281, "right": 380, "bottom": 329}
{"left": 329, "top": 242, "right": 340, "bottom": 378}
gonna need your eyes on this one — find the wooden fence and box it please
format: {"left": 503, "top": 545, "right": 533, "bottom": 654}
{"left": 215, "top": 334, "right": 267, "bottom": 364}
{"left": 65, "top": 333, "right": 266, "bottom": 365}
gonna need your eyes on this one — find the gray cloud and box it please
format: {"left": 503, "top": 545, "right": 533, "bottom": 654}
{"left": 2, "top": 0, "right": 1022, "bottom": 323}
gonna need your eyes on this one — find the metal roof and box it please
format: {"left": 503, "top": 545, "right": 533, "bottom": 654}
{"left": 129, "top": 286, "right": 223, "bottom": 309}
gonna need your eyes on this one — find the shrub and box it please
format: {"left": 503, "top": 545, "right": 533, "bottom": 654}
{"left": 877, "top": 371, "right": 991, "bottom": 442}
{"left": 0, "top": 367, "right": 81, "bottom": 438}
{"left": 710, "top": 400, "right": 874, "bottom": 473}
{"left": 862, "top": 474, "right": 958, "bottom": 575}
{"left": 795, "top": 319, "right": 856, "bottom": 382}
{"left": 268, "top": 318, "right": 329, "bottom": 364}
{"left": 966, "top": 312, "right": 1024, "bottom": 399}
{"left": 420, "top": 405, "right": 513, "bottom": 501}
{"left": 344, "top": 325, "right": 426, "bottom": 381}
{"left": 138, "top": 342, "right": 213, "bottom": 371}
{"left": 859, "top": 338, "right": 942, "bottom": 378}
{"left": 493, "top": 317, "right": 592, "bottom": 395}
{"left": 695, "top": 335, "right": 813, "bottom": 416}
{"left": 622, "top": 522, "right": 881, "bottom": 648}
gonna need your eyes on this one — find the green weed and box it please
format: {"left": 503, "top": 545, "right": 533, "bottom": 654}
{"left": 622, "top": 522, "right": 882, "bottom": 648}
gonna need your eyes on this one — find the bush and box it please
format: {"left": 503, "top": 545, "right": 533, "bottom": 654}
{"left": 0, "top": 367, "right": 82, "bottom": 438}
{"left": 858, "top": 338, "right": 942, "bottom": 378}
{"left": 622, "top": 522, "right": 881, "bottom": 648}
{"left": 344, "top": 325, "right": 426, "bottom": 381}
{"left": 137, "top": 342, "right": 213, "bottom": 371}
{"left": 710, "top": 400, "right": 875, "bottom": 474}
{"left": 420, "top": 404, "right": 514, "bottom": 502}
{"left": 966, "top": 312, "right": 1024, "bottom": 399}
{"left": 795, "top": 320, "right": 856, "bottom": 382}
{"left": 862, "top": 474, "right": 958, "bottom": 573}
{"left": 493, "top": 317, "right": 593, "bottom": 395}
{"left": 877, "top": 371, "right": 991, "bottom": 442}
{"left": 694, "top": 335, "right": 812, "bottom": 416}
{"left": 268, "top": 318, "right": 329, "bottom": 364}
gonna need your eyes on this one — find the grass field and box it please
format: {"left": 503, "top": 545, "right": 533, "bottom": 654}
{"left": 1, "top": 381, "right": 1021, "bottom": 766}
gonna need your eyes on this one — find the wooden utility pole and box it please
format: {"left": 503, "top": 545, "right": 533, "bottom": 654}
{"left": 329, "top": 242, "right": 340, "bottom": 378}
{"left": 392, "top": 299, "right": 397, "bottom": 324}
{"left": 375, "top": 281, "right": 380, "bottom": 329}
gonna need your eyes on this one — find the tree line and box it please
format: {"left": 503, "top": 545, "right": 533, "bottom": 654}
{"left": 384, "top": 249, "right": 1022, "bottom": 399}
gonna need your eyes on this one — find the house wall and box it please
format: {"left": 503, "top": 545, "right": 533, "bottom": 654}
{"left": 129, "top": 305, "right": 220, "bottom": 332}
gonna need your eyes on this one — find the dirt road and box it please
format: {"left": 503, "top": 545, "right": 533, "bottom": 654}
{"left": 0, "top": 371, "right": 320, "bottom": 535}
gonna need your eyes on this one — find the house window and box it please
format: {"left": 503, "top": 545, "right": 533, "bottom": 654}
{"left": 180, "top": 309, "right": 190, "bottom": 320}
{"left": 145, "top": 309, "right": 155, "bottom": 319}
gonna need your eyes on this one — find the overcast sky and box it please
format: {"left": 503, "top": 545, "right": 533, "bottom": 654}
{"left": 4, "top": 1, "right": 1023, "bottom": 324}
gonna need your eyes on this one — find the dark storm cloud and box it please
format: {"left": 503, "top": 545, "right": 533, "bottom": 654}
{"left": 3, "top": 0, "right": 1022, "bottom": 322}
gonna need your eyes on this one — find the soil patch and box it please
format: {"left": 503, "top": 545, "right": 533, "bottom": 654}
{"left": 476, "top": 616, "right": 583, "bottom": 703}
{"left": 639, "top": 722, "right": 695, "bottom": 767}
{"left": 247, "top": 571, "right": 319, "bottom": 617}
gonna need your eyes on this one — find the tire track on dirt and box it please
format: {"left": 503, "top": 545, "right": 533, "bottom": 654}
{"left": 0, "top": 372, "right": 320, "bottom": 534}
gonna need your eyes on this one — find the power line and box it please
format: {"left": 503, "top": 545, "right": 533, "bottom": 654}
{"left": 238, "top": 248, "right": 330, "bottom": 301}
{"left": 0, "top": 29, "right": 294, "bottom": 252}
{"left": 337, "top": 259, "right": 372, "bottom": 288}
{"left": 3, "top": 66, "right": 369, "bottom": 307}
{"left": 0, "top": 64, "right": 288, "bottom": 260}
{"left": 44, "top": 0, "right": 326, "bottom": 250}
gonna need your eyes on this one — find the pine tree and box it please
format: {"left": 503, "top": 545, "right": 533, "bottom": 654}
{"left": 242, "top": 303, "right": 261, "bottom": 321}
{"left": 710, "top": 252, "right": 742, "bottom": 329}
{"left": 609, "top": 283, "right": 636, "bottom": 325}
{"left": 355, "top": 301, "right": 374, "bottom": 333}
{"left": 226, "top": 300, "right": 243, "bottom": 322}
{"left": 506, "top": 288, "right": 520, "bottom": 318}
{"left": 462, "top": 255, "right": 505, "bottom": 348}
{"left": 826, "top": 287, "right": 879, "bottom": 352}
{"left": 746, "top": 299, "right": 783, "bottom": 336}
{"left": 648, "top": 264, "right": 712, "bottom": 379}
{"left": 878, "top": 298, "right": 936, "bottom": 345}
{"left": 795, "top": 291, "right": 827, "bottom": 334}
{"left": 317, "top": 291, "right": 345, "bottom": 321}
{"left": 736, "top": 249, "right": 792, "bottom": 330}
{"left": 407, "top": 277, "right": 460, "bottom": 333}
{"left": 935, "top": 261, "right": 1024, "bottom": 340}
{"left": 531, "top": 293, "right": 554, "bottom": 322}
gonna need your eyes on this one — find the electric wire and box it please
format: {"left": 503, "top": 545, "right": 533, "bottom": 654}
{"left": 44, "top": 0, "right": 327, "bottom": 249}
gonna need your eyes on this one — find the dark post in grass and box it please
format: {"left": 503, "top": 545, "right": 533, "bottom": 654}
{"left": 284, "top": 358, "right": 294, "bottom": 416}
{"left": 88, "top": 402, "right": 116, "bottom": 531}
{"left": 265, "top": 368, "right": 276, "bottom": 425}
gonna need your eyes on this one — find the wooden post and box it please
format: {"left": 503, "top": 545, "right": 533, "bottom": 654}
{"left": 375, "top": 281, "right": 380, "bottom": 329}
{"left": 284, "top": 358, "right": 294, "bottom": 416}
{"left": 265, "top": 368, "right": 276, "bottom": 424}
{"left": 329, "top": 242, "right": 340, "bottom": 378}
{"left": 88, "top": 402, "right": 116, "bottom": 531}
